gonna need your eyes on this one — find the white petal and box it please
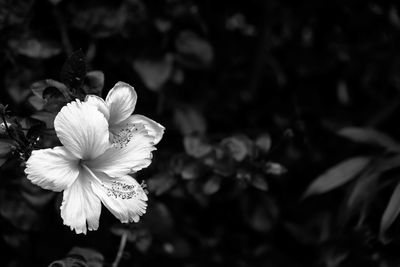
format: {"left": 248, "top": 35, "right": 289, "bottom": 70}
{"left": 25, "top": 146, "right": 79, "bottom": 192}
{"left": 87, "top": 126, "right": 155, "bottom": 177}
{"left": 117, "top": 114, "right": 165, "bottom": 145}
{"left": 106, "top": 82, "right": 137, "bottom": 126}
{"left": 54, "top": 100, "right": 110, "bottom": 160}
{"left": 85, "top": 95, "right": 110, "bottom": 121}
{"left": 91, "top": 172, "right": 147, "bottom": 223}
{"left": 60, "top": 169, "right": 102, "bottom": 234}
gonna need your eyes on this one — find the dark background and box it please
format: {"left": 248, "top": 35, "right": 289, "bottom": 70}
{"left": 2, "top": 0, "right": 400, "bottom": 266}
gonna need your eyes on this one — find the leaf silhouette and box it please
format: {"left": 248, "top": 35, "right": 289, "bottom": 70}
{"left": 303, "top": 157, "right": 370, "bottom": 198}
{"left": 337, "top": 127, "right": 400, "bottom": 152}
{"left": 380, "top": 180, "right": 400, "bottom": 243}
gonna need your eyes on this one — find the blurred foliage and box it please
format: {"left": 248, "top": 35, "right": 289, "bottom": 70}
{"left": 2, "top": 0, "right": 400, "bottom": 266}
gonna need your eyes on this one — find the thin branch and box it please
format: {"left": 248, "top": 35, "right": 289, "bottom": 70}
{"left": 112, "top": 232, "right": 128, "bottom": 267}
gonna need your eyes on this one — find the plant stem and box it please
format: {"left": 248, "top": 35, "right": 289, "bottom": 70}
{"left": 112, "top": 232, "right": 128, "bottom": 267}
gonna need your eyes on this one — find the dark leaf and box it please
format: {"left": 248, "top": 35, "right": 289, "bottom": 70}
{"left": 133, "top": 54, "right": 173, "bottom": 91}
{"left": 83, "top": 71, "right": 105, "bottom": 96}
{"left": 145, "top": 202, "right": 174, "bottom": 236}
{"left": 134, "top": 228, "right": 153, "bottom": 253}
{"left": 0, "top": 139, "right": 13, "bottom": 157}
{"left": 213, "top": 157, "right": 235, "bottom": 177}
{"left": 147, "top": 173, "right": 176, "bottom": 196}
{"left": 163, "top": 235, "right": 192, "bottom": 258}
{"left": 31, "top": 79, "right": 70, "bottom": 100}
{"left": 264, "top": 162, "right": 287, "bottom": 175}
{"left": 183, "top": 135, "right": 212, "bottom": 158}
{"left": 174, "top": 107, "right": 206, "bottom": 136}
{"left": 202, "top": 175, "right": 222, "bottom": 195}
{"left": 60, "top": 50, "right": 87, "bottom": 90}
{"left": 175, "top": 31, "right": 213, "bottom": 69}
{"left": 255, "top": 133, "right": 272, "bottom": 154}
{"left": 2, "top": 232, "right": 30, "bottom": 250}
{"left": 31, "top": 111, "right": 56, "bottom": 128}
{"left": 181, "top": 160, "right": 206, "bottom": 180}
{"left": 337, "top": 127, "right": 400, "bottom": 152}
{"left": 221, "top": 136, "right": 252, "bottom": 162}
{"left": 68, "top": 247, "right": 104, "bottom": 267}
{"left": 347, "top": 172, "right": 379, "bottom": 209}
{"left": 246, "top": 196, "right": 279, "bottom": 233}
{"left": 48, "top": 256, "right": 88, "bottom": 267}
{"left": 21, "top": 178, "right": 55, "bottom": 208}
{"left": 0, "top": 190, "right": 40, "bottom": 230}
{"left": 42, "top": 87, "right": 69, "bottom": 112}
{"left": 0, "top": 158, "right": 6, "bottom": 167}
{"left": 71, "top": 5, "right": 128, "bottom": 38}
{"left": 380, "top": 180, "right": 400, "bottom": 243}
{"left": 303, "top": 157, "right": 370, "bottom": 198}
{"left": 251, "top": 174, "right": 269, "bottom": 191}
{"left": 8, "top": 37, "right": 61, "bottom": 59}
{"left": 28, "top": 95, "right": 45, "bottom": 110}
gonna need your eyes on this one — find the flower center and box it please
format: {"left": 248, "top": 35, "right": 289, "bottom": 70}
{"left": 82, "top": 164, "right": 146, "bottom": 200}
{"left": 102, "top": 180, "right": 145, "bottom": 200}
{"left": 111, "top": 123, "right": 141, "bottom": 149}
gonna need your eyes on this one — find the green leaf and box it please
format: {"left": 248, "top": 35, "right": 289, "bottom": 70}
{"left": 303, "top": 157, "right": 370, "bottom": 198}
{"left": 380, "top": 181, "right": 400, "bottom": 243}
{"left": 337, "top": 127, "right": 400, "bottom": 152}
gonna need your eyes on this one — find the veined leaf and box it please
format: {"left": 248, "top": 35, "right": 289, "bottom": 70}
{"left": 303, "top": 157, "right": 370, "bottom": 198}
{"left": 337, "top": 127, "right": 400, "bottom": 152}
{"left": 380, "top": 180, "right": 400, "bottom": 243}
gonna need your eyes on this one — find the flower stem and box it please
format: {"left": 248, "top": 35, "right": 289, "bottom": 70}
{"left": 112, "top": 231, "right": 128, "bottom": 267}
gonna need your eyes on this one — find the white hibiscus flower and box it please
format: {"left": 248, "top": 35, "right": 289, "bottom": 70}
{"left": 25, "top": 99, "right": 162, "bottom": 234}
{"left": 85, "top": 81, "right": 165, "bottom": 148}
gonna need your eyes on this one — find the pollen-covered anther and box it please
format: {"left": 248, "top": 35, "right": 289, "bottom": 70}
{"left": 102, "top": 180, "right": 143, "bottom": 199}
{"left": 112, "top": 123, "right": 141, "bottom": 149}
